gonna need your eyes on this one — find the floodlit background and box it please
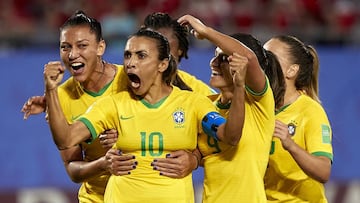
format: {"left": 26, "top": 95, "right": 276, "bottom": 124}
{"left": 1, "top": 0, "right": 360, "bottom": 202}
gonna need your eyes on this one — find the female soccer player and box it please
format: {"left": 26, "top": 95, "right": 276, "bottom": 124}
{"left": 263, "top": 35, "right": 333, "bottom": 202}
{"left": 44, "top": 28, "right": 245, "bottom": 202}
{"left": 177, "top": 14, "right": 280, "bottom": 202}
{"left": 21, "top": 11, "right": 214, "bottom": 201}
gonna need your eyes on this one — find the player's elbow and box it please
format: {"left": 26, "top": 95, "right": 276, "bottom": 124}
{"left": 69, "top": 175, "right": 83, "bottom": 184}
{"left": 228, "top": 136, "right": 241, "bottom": 146}
{"left": 66, "top": 167, "right": 86, "bottom": 183}
{"left": 227, "top": 129, "right": 243, "bottom": 146}
{"left": 315, "top": 173, "right": 329, "bottom": 184}
{"left": 311, "top": 163, "right": 331, "bottom": 184}
{"left": 55, "top": 141, "right": 77, "bottom": 151}
{"left": 218, "top": 126, "right": 242, "bottom": 146}
{"left": 55, "top": 129, "right": 86, "bottom": 150}
{"left": 319, "top": 177, "right": 329, "bottom": 184}
{"left": 317, "top": 158, "right": 332, "bottom": 183}
{"left": 223, "top": 133, "right": 241, "bottom": 146}
{"left": 317, "top": 171, "right": 331, "bottom": 184}
{"left": 51, "top": 132, "right": 74, "bottom": 150}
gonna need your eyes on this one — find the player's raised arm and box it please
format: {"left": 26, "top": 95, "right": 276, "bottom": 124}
{"left": 44, "top": 61, "right": 90, "bottom": 149}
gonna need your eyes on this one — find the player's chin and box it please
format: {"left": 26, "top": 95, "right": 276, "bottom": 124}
{"left": 73, "top": 74, "right": 87, "bottom": 83}
{"left": 209, "top": 78, "right": 225, "bottom": 87}
{"left": 129, "top": 86, "right": 144, "bottom": 97}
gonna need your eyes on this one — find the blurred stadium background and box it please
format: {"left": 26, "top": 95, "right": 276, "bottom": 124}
{"left": 1, "top": 0, "right": 360, "bottom": 202}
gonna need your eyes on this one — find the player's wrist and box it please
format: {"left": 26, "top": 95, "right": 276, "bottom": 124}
{"left": 216, "top": 99, "right": 231, "bottom": 109}
{"left": 100, "top": 156, "right": 109, "bottom": 171}
{"left": 191, "top": 151, "right": 201, "bottom": 170}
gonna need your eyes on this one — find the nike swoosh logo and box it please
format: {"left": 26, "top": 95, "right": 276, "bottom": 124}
{"left": 120, "top": 115, "right": 134, "bottom": 120}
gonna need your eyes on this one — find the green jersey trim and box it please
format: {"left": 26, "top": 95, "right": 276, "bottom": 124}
{"left": 312, "top": 151, "right": 333, "bottom": 163}
{"left": 78, "top": 117, "right": 98, "bottom": 143}
{"left": 84, "top": 81, "right": 112, "bottom": 97}
{"left": 141, "top": 95, "right": 168, "bottom": 109}
{"left": 245, "top": 76, "right": 268, "bottom": 96}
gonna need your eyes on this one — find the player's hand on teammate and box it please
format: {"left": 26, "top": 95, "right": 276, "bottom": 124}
{"left": 151, "top": 150, "right": 199, "bottom": 178}
{"left": 21, "top": 95, "right": 46, "bottom": 119}
{"left": 44, "top": 61, "right": 65, "bottom": 91}
{"left": 99, "top": 129, "right": 118, "bottom": 150}
{"left": 105, "top": 149, "right": 137, "bottom": 176}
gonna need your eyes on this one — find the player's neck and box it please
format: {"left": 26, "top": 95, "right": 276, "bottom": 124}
{"left": 143, "top": 85, "right": 172, "bottom": 105}
{"left": 283, "top": 88, "right": 300, "bottom": 107}
{"left": 82, "top": 61, "right": 116, "bottom": 93}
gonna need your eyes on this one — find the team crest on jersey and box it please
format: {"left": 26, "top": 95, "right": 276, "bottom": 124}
{"left": 173, "top": 108, "right": 185, "bottom": 126}
{"left": 288, "top": 123, "right": 296, "bottom": 136}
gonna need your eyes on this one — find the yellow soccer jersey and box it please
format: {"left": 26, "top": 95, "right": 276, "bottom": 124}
{"left": 78, "top": 87, "right": 217, "bottom": 203}
{"left": 58, "top": 64, "right": 127, "bottom": 202}
{"left": 177, "top": 69, "right": 217, "bottom": 96}
{"left": 264, "top": 93, "right": 333, "bottom": 203}
{"left": 198, "top": 79, "right": 275, "bottom": 203}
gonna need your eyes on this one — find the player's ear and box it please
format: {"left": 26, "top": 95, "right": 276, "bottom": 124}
{"left": 158, "top": 58, "right": 169, "bottom": 73}
{"left": 285, "top": 64, "right": 299, "bottom": 79}
{"left": 97, "top": 39, "right": 106, "bottom": 56}
{"left": 177, "top": 49, "right": 183, "bottom": 59}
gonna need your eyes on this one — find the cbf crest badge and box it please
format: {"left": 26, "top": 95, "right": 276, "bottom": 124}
{"left": 288, "top": 123, "right": 296, "bottom": 136}
{"left": 173, "top": 108, "right": 185, "bottom": 126}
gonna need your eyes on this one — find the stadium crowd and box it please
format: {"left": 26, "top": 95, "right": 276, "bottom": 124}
{"left": 0, "top": 0, "right": 359, "bottom": 49}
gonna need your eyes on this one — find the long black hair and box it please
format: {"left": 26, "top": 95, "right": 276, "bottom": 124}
{"left": 142, "top": 12, "right": 189, "bottom": 62}
{"left": 130, "top": 29, "right": 178, "bottom": 86}
{"left": 60, "top": 10, "right": 103, "bottom": 42}
{"left": 142, "top": 12, "right": 192, "bottom": 91}
{"left": 231, "top": 33, "right": 285, "bottom": 109}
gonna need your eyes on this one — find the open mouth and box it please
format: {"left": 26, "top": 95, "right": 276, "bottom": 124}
{"left": 211, "top": 69, "right": 222, "bottom": 76}
{"left": 71, "top": 62, "right": 85, "bottom": 70}
{"left": 127, "top": 73, "right": 141, "bottom": 89}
